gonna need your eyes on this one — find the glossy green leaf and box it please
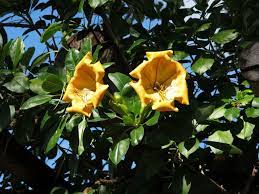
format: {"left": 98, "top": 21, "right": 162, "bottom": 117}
{"left": 29, "top": 78, "right": 48, "bottom": 94}
{"left": 41, "top": 21, "right": 62, "bottom": 42}
{"left": 252, "top": 97, "right": 259, "bottom": 108}
{"left": 109, "top": 138, "right": 130, "bottom": 165}
{"left": 196, "top": 22, "right": 211, "bottom": 32}
{"left": 21, "top": 47, "right": 35, "bottom": 66}
{"left": 3, "top": 73, "right": 29, "bottom": 93}
{"left": 208, "top": 105, "right": 226, "bottom": 120}
{"left": 88, "top": 0, "right": 111, "bottom": 9}
{"left": 20, "top": 94, "right": 52, "bottom": 110}
{"left": 130, "top": 126, "right": 144, "bottom": 146}
{"left": 145, "top": 111, "right": 160, "bottom": 126}
{"left": 78, "top": 117, "right": 87, "bottom": 155}
{"left": 102, "top": 62, "right": 114, "bottom": 69}
{"left": 237, "top": 120, "right": 255, "bottom": 141}
{"left": 108, "top": 72, "right": 131, "bottom": 91}
{"left": 92, "top": 44, "right": 102, "bottom": 63}
{"left": 127, "top": 39, "right": 146, "bottom": 54}
{"left": 182, "top": 176, "right": 191, "bottom": 194}
{"left": 207, "top": 130, "right": 233, "bottom": 154}
{"left": 245, "top": 108, "right": 259, "bottom": 118}
{"left": 172, "top": 51, "right": 188, "bottom": 61}
{"left": 9, "top": 37, "right": 24, "bottom": 68}
{"left": 211, "top": 29, "right": 239, "bottom": 44}
{"left": 192, "top": 57, "right": 214, "bottom": 75}
{"left": 224, "top": 107, "right": 240, "bottom": 121}
{"left": 45, "top": 116, "right": 68, "bottom": 154}
{"left": 0, "top": 104, "right": 15, "bottom": 132}
{"left": 42, "top": 74, "right": 64, "bottom": 93}
{"left": 31, "top": 52, "right": 50, "bottom": 69}
{"left": 66, "top": 115, "right": 82, "bottom": 132}
{"left": 79, "top": 38, "right": 92, "bottom": 60}
{"left": 178, "top": 139, "right": 199, "bottom": 158}
{"left": 78, "top": 0, "right": 85, "bottom": 12}
{"left": 65, "top": 48, "right": 79, "bottom": 74}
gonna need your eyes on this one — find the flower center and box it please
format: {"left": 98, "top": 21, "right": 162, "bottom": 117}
{"left": 152, "top": 80, "right": 178, "bottom": 101}
{"left": 75, "top": 88, "right": 95, "bottom": 103}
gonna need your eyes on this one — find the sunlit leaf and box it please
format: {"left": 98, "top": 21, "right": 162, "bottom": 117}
{"left": 9, "top": 37, "right": 24, "bottom": 68}
{"left": 130, "top": 126, "right": 144, "bottom": 146}
{"left": 78, "top": 117, "right": 87, "bottom": 155}
{"left": 245, "top": 108, "right": 259, "bottom": 118}
{"left": 20, "top": 94, "right": 52, "bottom": 110}
{"left": 41, "top": 21, "right": 62, "bottom": 42}
{"left": 108, "top": 72, "right": 131, "bottom": 92}
{"left": 237, "top": 120, "right": 255, "bottom": 141}
{"left": 45, "top": 115, "right": 68, "bottom": 153}
{"left": 224, "top": 107, "right": 240, "bottom": 121}
{"left": 212, "top": 29, "right": 239, "bottom": 44}
{"left": 109, "top": 138, "right": 130, "bottom": 165}
{"left": 192, "top": 57, "right": 214, "bottom": 75}
{"left": 3, "top": 73, "right": 29, "bottom": 93}
{"left": 207, "top": 130, "right": 233, "bottom": 154}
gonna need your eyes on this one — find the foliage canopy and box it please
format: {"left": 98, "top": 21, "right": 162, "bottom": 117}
{"left": 0, "top": 0, "right": 259, "bottom": 193}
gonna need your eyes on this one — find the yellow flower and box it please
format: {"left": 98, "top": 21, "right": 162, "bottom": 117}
{"left": 62, "top": 52, "right": 109, "bottom": 117}
{"left": 129, "top": 50, "right": 189, "bottom": 112}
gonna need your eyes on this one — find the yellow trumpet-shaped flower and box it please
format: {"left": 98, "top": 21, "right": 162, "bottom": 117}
{"left": 129, "top": 50, "right": 189, "bottom": 112}
{"left": 62, "top": 52, "right": 109, "bottom": 117}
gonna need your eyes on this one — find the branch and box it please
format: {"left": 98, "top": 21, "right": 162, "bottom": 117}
{"left": 0, "top": 131, "right": 71, "bottom": 193}
{"left": 0, "top": 22, "right": 45, "bottom": 29}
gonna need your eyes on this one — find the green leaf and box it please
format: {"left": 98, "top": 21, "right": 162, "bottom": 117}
{"left": 178, "top": 139, "right": 199, "bottom": 158}
{"left": 20, "top": 95, "right": 52, "bottom": 110}
{"left": 182, "top": 176, "right": 191, "bottom": 194}
{"left": 120, "top": 84, "right": 141, "bottom": 115}
{"left": 245, "top": 108, "right": 259, "bottom": 118}
{"left": 252, "top": 97, "right": 259, "bottom": 108}
{"left": 127, "top": 39, "right": 146, "bottom": 54}
{"left": 207, "top": 130, "right": 234, "bottom": 154}
{"left": 88, "top": 0, "right": 111, "bottom": 9}
{"left": 237, "top": 120, "right": 255, "bottom": 141}
{"left": 208, "top": 105, "right": 226, "bottom": 120}
{"left": 109, "top": 138, "right": 130, "bottom": 165}
{"left": 196, "top": 22, "right": 211, "bottom": 32}
{"left": 65, "top": 48, "right": 79, "bottom": 74}
{"left": 79, "top": 38, "right": 92, "bottom": 59}
{"left": 0, "top": 104, "right": 15, "bottom": 132}
{"left": 102, "top": 62, "right": 114, "bottom": 69}
{"left": 92, "top": 44, "right": 102, "bottom": 63}
{"left": 50, "top": 187, "right": 69, "bottom": 194}
{"left": 3, "top": 73, "right": 29, "bottom": 93}
{"left": 130, "top": 126, "right": 144, "bottom": 146}
{"left": 31, "top": 52, "right": 50, "bottom": 69}
{"left": 40, "top": 111, "right": 51, "bottom": 129}
{"left": 42, "top": 74, "right": 64, "bottom": 93}
{"left": 41, "top": 22, "right": 62, "bottom": 42}
{"left": 78, "top": 117, "right": 87, "bottom": 155}
{"left": 45, "top": 116, "right": 68, "bottom": 154}
{"left": 224, "top": 107, "right": 240, "bottom": 121}
{"left": 78, "top": 0, "right": 85, "bottom": 12}
{"left": 211, "top": 29, "right": 239, "bottom": 44}
{"left": 66, "top": 115, "right": 82, "bottom": 132}
{"left": 29, "top": 78, "right": 48, "bottom": 94}
{"left": 172, "top": 51, "right": 188, "bottom": 61}
{"left": 9, "top": 37, "right": 25, "bottom": 68}
{"left": 194, "top": 105, "right": 215, "bottom": 122}
{"left": 145, "top": 111, "right": 160, "bottom": 126}
{"left": 108, "top": 72, "right": 131, "bottom": 91}
{"left": 192, "top": 57, "right": 214, "bottom": 75}
{"left": 21, "top": 47, "right": 35, "bottom": 66}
